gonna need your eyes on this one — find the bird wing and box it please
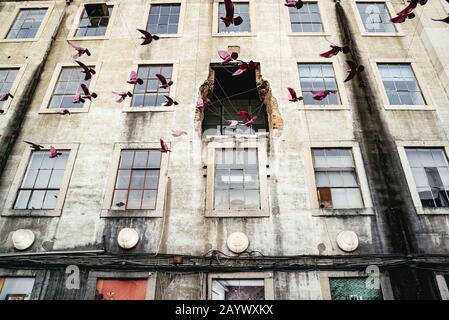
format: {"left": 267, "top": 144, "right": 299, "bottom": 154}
{"left": 224, "top": 0, "right": 235, "bottom": 19}
{"left": 287, "top": 87, "right": 297, "bottom": 100}
{"left": 67, "top": 40, "right": 83, "bottom": 51}
{"left": 346, "top": 60, "right": 358, "bottom": 70}
{"left": 75, "top": 60, "right": 88, "bottom": 71}
{"left": 156, "top": 74, "right": 168, "bottom": 85}
{"left": 218, "top": 50, "right": 231, "bottom": 61}
{"left": 80, "top": 84, "right": 90, "bottom": 96}
{"left": 164, "top": 95, "right": 173, "bottom": 103}
{"left": 137, "top": 28, "right": 152, "bottom": 38}
{"left": 236, "top": 111, "right": 251, "bottom": 122}
{"left": 130, "top": 70, "right": 138, "bottom": 81}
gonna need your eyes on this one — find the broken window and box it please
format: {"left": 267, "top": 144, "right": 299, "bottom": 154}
{"left": 0, "top": 277, "right": 35, "bottom": 300}
{"left": 378, "top": 63, "right": 425, "bottom": 105}
{"left": 288, "top": 2, "right": 323, "bottom": 32}
{"left": 202, "top": 65, "right": 268, "bottom": 135}
{"left": 147, "top": 4, "right": 180, "bottom": 35}
{"left": 212, "top": 279, "right": 264, "bottom": 300}
{"left": 6, "top": 8, "right": 47, "bottom": 39}
{"left": 112, "top": 150, "right": 161, "bottom": 210}
{"left": 0, "top": 68, "right": 19, "bottom": 109}
{"left": 49, "top": 66, "right": 93, "bottom": 109}
{"left": 214, "top": 148, "right": 260, "bottom": 210}
{"left": 131, "top": 65, "right": 173, "bottom": 108}
{"left": 95, "top": 279, "right": 148, "bottom": 300}
{"left": 356, "top": 2, "right": 396, "bottom": 33}
{"left": 75, "top": 3, "right": 113, "bottom": 37}
{"left": 405, "top": 148, "right": 449, "bottom": 208}
{"left": 313, "top": 148, "right": 364, "bottom": 209}
{"left": 14, "top": 151, "right": 69, "bottom": 210}
{"left": 218, "top": 2, "right": 250, "bottom": 33}
{"left": 298, "top": 63, "right": 340, "bottom": 105}
{"left": 329, "top": 277, "right": 383, "bottom": 300}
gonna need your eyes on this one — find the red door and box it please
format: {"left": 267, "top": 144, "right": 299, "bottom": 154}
{"left": 95, "top": 279, "right": 148, "bottom": 300}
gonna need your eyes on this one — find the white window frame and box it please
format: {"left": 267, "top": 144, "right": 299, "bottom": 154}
{"left": 101, "top": 142, "right": 170, "bottom": 218}
{"left": 39, "top": 61, "right": 102, "bottom": 114}
{"left": 0, "top": 269, "right": 46, "bottom": 300}
{"left": 370, "top": 59, "right": 434, "bottom": 110}
{"left": 0, "top": 3, "right": 55, "bottom": 43}
{"left": 205, "top": 134, "right": 269, "bottom": 218}
{"left": 283, "top": 0, "right": 331, "bottom": 37}
{"left": 295, "top": 59, "right": 351, "bottom": 110}
{"left": 435, "top": 273, "right": 449, "bottom": 300}
{"left": 351, "top": 0, "right": 404, "bottom": 37}
{"left": 207, "top": 272, "right": 274, "bottom": 300}
{"left": 304, "top": 141, "right": 373, "bottom": 216}
{"left": 67, "top": 2, "right": 118, "bottom": 41}
{"left": 319, "top": 271, "right": 394, "bottom": 300}
{"left": 212, "top": 0, "right": 256, "bottom": 38}
{"left": 0, "top": 64, "right": 27, "bottom": 114}
{"left": 141, "top": 0, "right": 186, "bottom": 39}
{"left": 396, "top": 140, "right": 449, "bottom": 215}
{"left": 122, "top": 60, "right": 179, "bottom": 113}
{"left": 2, "top": 143, "right": 79, "bottom": 217}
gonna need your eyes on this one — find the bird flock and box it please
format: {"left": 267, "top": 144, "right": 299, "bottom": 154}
{"left": 0, "top": 0, "right": 447, "bottom": 158}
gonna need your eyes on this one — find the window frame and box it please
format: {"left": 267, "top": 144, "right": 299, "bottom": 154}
{"left": 396, "top": 141, "right": 449, "bottom": 215}
{"left": 371, "top": 59, "right": 434, "bottom": 110}
{"left": 205, "top": 135, "right": 269, "bottom": 218}
{"left": 0, "top": 269, "right": 46, "bottom": 300}
{"left": 207, "top": 272, "right": 274, "bottom": 300}
{"left": 284, "top": 0, "right": 331, "bottom": 36}
{"left": 122, "top": 60, "right": 179, "bottom": 113}
{"left": 304, "top": 141, "right": 373, "bottom": 216}
{"left": 39, "top": 61, "right": 101, "bottom": 114}
{"left": 101, "top": 142, "right": 170, "bottom": 218}
{"left": 212, "top": 0, "right": 255, "bottom": 37}
{"left": 435, "top": 273, "right": 449, "bottom": 300}
{"left": 0, "top": 64, "right": 27, "bottom": 114}
{"left": 141, "top": 0, "right": 186, "bottom": 38}
{"left": 0, "top": 4, "right": 54, "bottom": 43}
{"left": 67, "top": 2, "right": 118, "bottom": 41}
{"left": 2, "top": 143, "right": 79, "bottom": 217}
{"left": 85, "top": 271, "right": 157, "bottom": 300}
{"left": 319, "top": 271, "right": 394, "bottom": 300}
{"left": 295, "top": 59, "right": 351, "bottom": 110}
{"left": 351, "top": 0, "right": 404, "bottom": 37}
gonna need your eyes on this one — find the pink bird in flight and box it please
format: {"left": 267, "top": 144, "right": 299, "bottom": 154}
{"left": 160, "top": 139, "right": 171, "bottom": 153}
{"left": 49, "top": 146, "right": 62, "bottom": 158}
{"left": 67, "top": 40, "right": 91, "bottom": 59}
{"left": 113, "top": 91, "right": 133, "bottom": 103}
{"left": 284, "top": 0, "right": 304, "bottom": 9}
{"left": 196, "top": 98, "right": 205, "bottom": 109}
{"left": 80, "top": 83, "right": 97, "bottom": 100}
{"left": 171, "top": 129, "right": 188, "bottom": 137}
{"left": 127, "top": 71, "right": 144, "bottom": 85}
{"left": 220, "top": 0, "right": 243, "bottom": 27}
{"left": 319, "top": 44, "right": 350, "bottom": 58}
{"left": 287, "top": 87, "right": 303, "bottom": 102}
{"left": 232, "top": 60, "right": 255, "bottom": 76}
{"left": 0, "top": 93, "right": 13, "bottom": 102}
{"left": 218, "top": 50, "right": 238, "bottom": 64}
{"left": 311, "top": 90, "right": 336, "bottom": 101}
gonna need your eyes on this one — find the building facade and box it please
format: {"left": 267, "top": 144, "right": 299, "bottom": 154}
{"left": 0, "top": 0, "right": 449, "bottom": 300}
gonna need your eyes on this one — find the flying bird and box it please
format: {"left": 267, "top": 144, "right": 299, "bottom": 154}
{"left": 432, "top": 15, "right": 449, "bottom": 24}
{"left": 49, "top": 146, "right": 62, "bottom": 158}
{"left": 156, "top": 74, "right": 173, "bottom": 89}
{"left": 127, "top": 71, "right": 144, "bottom": 85}
{"left": 0, "top": 93, "right": 13, "bottom": 102}
{"left": 80, "top": 83, "right": 97, "bottom": 100}
{"left": 55, "top": 109, "right": 71, "bottom": 115}
{"left": 112, "top": 91, "right": 133, "bottom": 103}
{"left": 24, "top": 141, "right": 44, "bottom": 151}
{"left": 236, "top": 111, "right": 251, "bottom": 122}
{"left": 244, "top": 116, "right": 257, "bottom": 127}
{"left": 284, "top": 0, "right": 304, "bottom": 9}
{"left": 75, "top": 60, "right": 96, "bottom": 80}
{"left": 171, "top": 129, "right": 188, "bottom": 137}
{"left": 344, "top": 60, "right": 365, "bottom": 83}
{"left": 220, "top": 0, "right": 243, "bottom": 27}
{"left": 232, "top": 60, "right": 255, "bottom": 76}
{"left": 196, "top": 98, "right": 205, "bottom": 109}
{"left": 160, "top": 139, "right": 171, "bottom": 153}
{"left": 67, "top": 40, "right": 91, "bottom": 59}
{"left": 227, "top": 119, "right": 242, "bottom": 127}
{"left": 163, "top": 95, "right": 178, "bottom": 106}
{"left": 137, "top": 29, "right": 160, "bottom": 45}
{"left": 0, "top": 109, "right": 4, "bottom": 114}
{"left": 311, "top": 89, "right": 337, "bottom": 101}
{"left": 390, "top": 0, "right": 427, "bottom": 24}
{"left": 319, "top": 44, "right": 350, "bottom": 58}
{"left": 287, "top": 87, "right": 303, "bottom": 102}
{"left": 218, "top": 50, "right": 238, "bottom": 64}
{"left": 72, "top": 91, "right": 85, "bottom": 104}
{"left": 116, "top": 202, "right": 126, "bottom": 207}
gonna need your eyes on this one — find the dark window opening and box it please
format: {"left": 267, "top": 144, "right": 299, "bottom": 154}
{"left": 202, "top": 65, "right": 268, "bottom": 136}
{"left": 75, "top": 3, "right": 113, "bottom": 37}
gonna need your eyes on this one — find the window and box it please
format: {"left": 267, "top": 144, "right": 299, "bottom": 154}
{"left": 298, "top": 63, "right": 340, "bottom": 105}
{"left": 146, "top": 4, "right": 180, "bottom": 35}
{"left": 6, "top": 8, "right": 47, "bottom": 39}
{"left": 0, "top": 68, "right": 19, "bottom": 109}
{"left": 212, "top": 279, "right": 265, "bottom": 300}
{"left": 218, "top": 2, "right": 250, "bottom": 33}
{"left": 312, "top": 148, "right": 364, "bottom": 209}
{"left": 14, "top": 151, "right": 69, "bottom": 210}
{"left": 0, "top": 277, "right": 35, "bottom": 300}
{"left": 329, "top": 277, "right": 383, "bottom": 300}
{"left": 131, "top": 65, "right": 173, "bottom": 108}
{"left": 49, "top": 67, "right": 93, "bottom": 109}
{"left": 111, "top": 150, "right": 161, "bottom": 210}
{"left": 95, "top": 279, "right": 148, "bottom": 300}
{"left": 356, "top": 2, "right": 396, "bottom": 33}
{"left": 378, "top": 63, "right": 425, "bottom": 105}
{"left": 75, "top": 3, "right": 113, "bottom": 37}
{"left": 214, "top": 148, "right": 260, "bottom": 210}
{"left": 405, "top": 148, "right": 449, "bottom": 208}
{"left": 288, "top": 2, "right": 323, "bottom": 32}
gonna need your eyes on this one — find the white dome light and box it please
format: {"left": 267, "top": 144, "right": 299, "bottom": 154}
{"left": 227, "top": 232, "right": 249, "bottom": 253}
{"left": 117, "top": 228, "right": 139, "bottom": 249}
